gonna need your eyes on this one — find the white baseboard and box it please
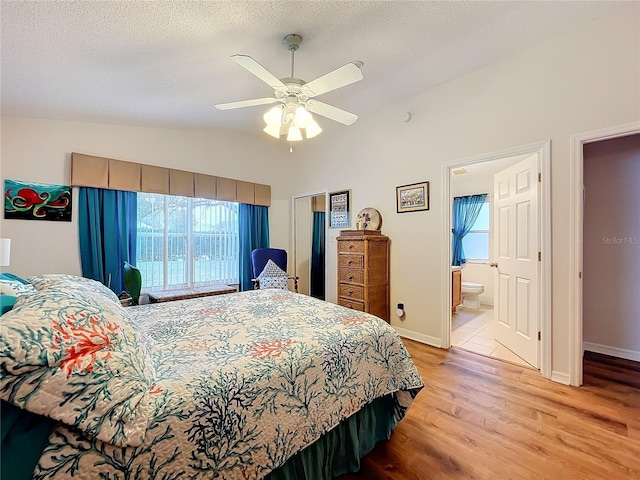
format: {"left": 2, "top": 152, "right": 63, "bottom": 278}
{"left": 458, "top": 301, "right": 493, "bottom": 309}
{"left": 393, "top": 326, "right": 442, "bottom": 348}
{"left": 583, "top": 342, "right": 640, "bottom": 362}
{"left": 551, "top": 371, "right": 571, "bottom": 385}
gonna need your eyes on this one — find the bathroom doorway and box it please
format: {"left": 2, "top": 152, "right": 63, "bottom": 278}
{"left": 443, "top": 141, "right": 552, "bottom": 376}
{"left": 449, "top": 157, "right": 532, "bottom": 367}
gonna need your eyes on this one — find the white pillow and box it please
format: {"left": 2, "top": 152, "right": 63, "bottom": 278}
{"left": 28, "top": 273, "right": 120, "bottom": 304}
{"left": 257, "top": 259, "right": 289, "bottom": 290}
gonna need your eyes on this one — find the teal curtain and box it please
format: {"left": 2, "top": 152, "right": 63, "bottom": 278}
{"left": 238, "top": 203, "right": 269, "bottom": 291}
{"left": 310, "top": 211, "right": 325, "bottom": 300}
{"left": 78, "top": 187, "right": 137, "bottom": 294}
{"left": 452, "top": 194, "right": 487, "bottom": 266}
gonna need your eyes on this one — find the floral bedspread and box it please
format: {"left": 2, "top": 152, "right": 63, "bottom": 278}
{"left": 34, "top": 289, "right": 424, "bottom": 479}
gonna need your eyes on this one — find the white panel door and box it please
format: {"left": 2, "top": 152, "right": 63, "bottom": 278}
{"left": 493, "top": 154, "right": 539, "bottom": 368}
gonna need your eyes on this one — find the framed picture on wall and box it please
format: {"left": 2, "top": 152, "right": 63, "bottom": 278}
{"left": 4, "top": 179, "right": 72, "bottom": 221}
{"left": 396, "top": 181, "right": 429, "bottom": 213}
{"left": 329, "top": 190, "right": 350, "bottom": 228}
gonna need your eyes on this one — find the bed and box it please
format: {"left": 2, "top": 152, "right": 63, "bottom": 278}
{"left": 0, "top": 274, "right": 424, "bottom": 480}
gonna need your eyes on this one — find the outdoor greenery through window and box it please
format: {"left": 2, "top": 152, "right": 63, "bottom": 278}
{"left": 137, "top": 193, "right": 239, "bottom": 289}
{"left": 462, "top": 201, "right": 490, "bottom": 261}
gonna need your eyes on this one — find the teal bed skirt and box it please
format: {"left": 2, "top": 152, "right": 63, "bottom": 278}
{"left": 267, "top": 394, "right": 397, "bottom": 480}
{"left": 1, "top": 400, "right": 56, "bottom": 480}
{"left": 1, "top": 394, "right": 396, "bottom": 480}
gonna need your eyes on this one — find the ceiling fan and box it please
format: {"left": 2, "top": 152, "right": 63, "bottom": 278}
{"left": 215, "top": 34, "right": 363, "bottom": 142}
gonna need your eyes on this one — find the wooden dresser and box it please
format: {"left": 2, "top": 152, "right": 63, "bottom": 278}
{"left": 337, "top": 230, "right": 390, "bottom": 322}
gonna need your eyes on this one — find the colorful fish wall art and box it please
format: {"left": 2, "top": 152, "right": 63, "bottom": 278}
{"left": 4, "top": 179, "right": 72, "bottom": 221}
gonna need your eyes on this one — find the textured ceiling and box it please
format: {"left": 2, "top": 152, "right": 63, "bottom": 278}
{"left": 0, "top": 1, "right": 624, "bottom": 133}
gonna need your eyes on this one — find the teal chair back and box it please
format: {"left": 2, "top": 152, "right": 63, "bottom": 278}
{"left": 123, "top": 261, "right": 142, "bottom": 305}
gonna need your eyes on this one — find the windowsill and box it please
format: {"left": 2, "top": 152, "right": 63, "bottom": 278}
{"left": 465, "top": 260, "right": 490, "bottom": 265}
{"left": 142, "top": 283, "right": 240, "bottom": 294}
{"left": 145, "top": 284, "right": 237, "bottom": 303}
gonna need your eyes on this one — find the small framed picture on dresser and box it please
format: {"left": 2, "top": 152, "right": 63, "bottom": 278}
{"left": 329, "top": 190, "right": 351, "bottom": 228}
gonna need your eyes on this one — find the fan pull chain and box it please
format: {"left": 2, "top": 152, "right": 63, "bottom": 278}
{"left": 290, "top": 49, "right": 295, "bottom": 77}
{"left": 290, "top": 141, "right": 293, "bottom": 153}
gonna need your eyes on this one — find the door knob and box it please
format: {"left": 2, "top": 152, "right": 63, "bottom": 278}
{"left": 490, "top": 262, "right": 498, "bottom": 268}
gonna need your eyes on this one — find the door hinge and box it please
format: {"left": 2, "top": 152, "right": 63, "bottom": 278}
{"left": 538, "top": 251, "right": 541, "bottom": 261}
{"left": 538, "top": 331, "right": 541, "bottom": 341}
{"left": 538, "top": 173, "right": 541, "bottom": 182}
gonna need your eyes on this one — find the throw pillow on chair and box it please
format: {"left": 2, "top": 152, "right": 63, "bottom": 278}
{"left": 257, "top": 259, "right": 289, "bottom": 290}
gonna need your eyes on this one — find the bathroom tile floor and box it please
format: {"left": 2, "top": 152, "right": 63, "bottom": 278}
{"left": 451, "top": 306, "right": 534, "bottom": 368}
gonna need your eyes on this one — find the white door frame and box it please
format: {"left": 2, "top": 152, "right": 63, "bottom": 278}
{"left": 441, "top": 140, "right": 552, "bottom": 380}
{"left": 569, "top": 121, "right": 640, "bottom": 386}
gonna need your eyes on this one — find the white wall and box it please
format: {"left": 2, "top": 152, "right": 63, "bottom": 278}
{"left": 290, "top": 5, "right": 640, "bottom": 374}
{"left": 0, "top": 117, "right": 292, "bottom": 277}
{"left": 583, "top": 134, "right": 640, "bottom": 360}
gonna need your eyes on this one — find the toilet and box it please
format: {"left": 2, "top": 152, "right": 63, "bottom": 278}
{"left": 461, "top": 282, "right": 484, "bottom": 309}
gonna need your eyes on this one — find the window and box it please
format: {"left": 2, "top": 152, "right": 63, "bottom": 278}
{"left": 461, "top": 201, "right": 490, "bottom": 261}
{"left": 136, "top": 193, "right": 239, "bottom": 289}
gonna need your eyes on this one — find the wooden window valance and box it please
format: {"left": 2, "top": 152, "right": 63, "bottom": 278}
{"left": 312, "top": 195, "right": 326, "bottom": 212}
{"left": 70, "top": 152, "right": 271, "bottom": 206}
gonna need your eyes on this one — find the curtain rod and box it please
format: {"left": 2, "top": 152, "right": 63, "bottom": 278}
{"left": 453, "top": 193, "right": 491, "bottom": 199}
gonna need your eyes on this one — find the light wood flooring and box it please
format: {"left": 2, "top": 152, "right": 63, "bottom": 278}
{"left": 451, "top": 307, "right": 531, "bottom": 367}
{"left": 339, "top": 340, "right": 640, "bottom": 480}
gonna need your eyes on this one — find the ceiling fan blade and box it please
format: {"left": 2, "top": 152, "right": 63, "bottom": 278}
{"left": 231, "top": 54, "right": 286, "bottom": 89}
{"left": 305, "top": 100, "right": 358, "bottom": 125}
{"left": 303, "top": 63, "right": 363, "bottom": 97}
{"left": 215, "top": 97, "right": 278, "bottom": 110}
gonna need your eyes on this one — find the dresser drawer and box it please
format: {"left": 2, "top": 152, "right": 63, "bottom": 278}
{"left": 338, "top": 298, "right": 365, "bottom": 312}
{"left": 339, "top": 268, "right": 364, "bottom": 285}
{"left": 338, "top": 254, "right": 364, "bottom": 269}
{"left": 339, "top": 283, "right": 365, "bottom": 301}
{"left": 338, "top": 240, "right": 364, "bottom": 254}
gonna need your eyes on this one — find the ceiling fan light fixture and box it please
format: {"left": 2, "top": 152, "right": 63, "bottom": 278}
{"left": 293, "top": 105, "right": 313, "bottom": 128}
{"left": 305, "top": 119, "right": 322, "bottom": 139}
{"left": 218, "top": 33, "right": 363, "bottom": 148}
{"left": 263, "top": 105, "right": 283, "bottom": 126}
{"left": 282, "top": 102, "right": 297, "bottom": 125}
{"left": 287, "top": 126, "right": 303, "bottom": 142}
{"left": 263, "top": 123, "right": 281, "bottom": 138}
